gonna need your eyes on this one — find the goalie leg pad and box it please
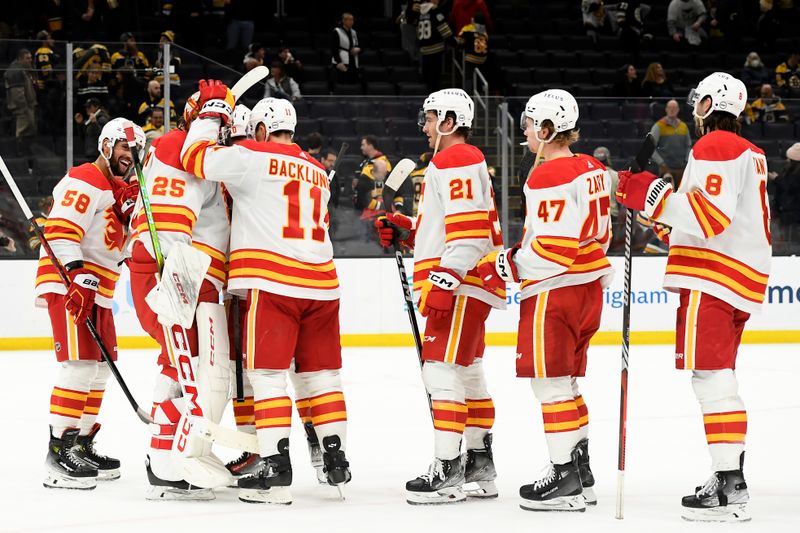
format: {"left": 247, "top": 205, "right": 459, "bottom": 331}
{"left": 531, "top": 377, "right": 581, "bottom": 465}
{"left": 149, "top": 373, "right": 185, "bottom": 482}
{"left": 423, "top": 361, "right": 466, "bottom": 460}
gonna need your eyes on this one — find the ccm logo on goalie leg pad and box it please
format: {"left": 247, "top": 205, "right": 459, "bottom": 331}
{"left": 172, "top": 272, "right": 190, "bottom": 305}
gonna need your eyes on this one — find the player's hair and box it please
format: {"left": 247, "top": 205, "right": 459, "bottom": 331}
{"left": 696, "top": 108, "right": 741, "bottom": 137}
{"left": 443, "top": 111, "right": 471, "bottom": 141}
{"left": 362, "top": 134, "right": 380, "bottom": 151}
{"left": 306, "top": 132, "right": 323, "bottom": 150}
{"left": 541, "top": 119, "right": 579, "bottom": 146}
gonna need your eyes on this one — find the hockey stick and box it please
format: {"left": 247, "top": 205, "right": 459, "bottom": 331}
{"left": 125, "top": 126, "right": 164, "bottom": 272}
{"left": 616, "top": 133, "right": 656, "bottom": 520}
{"left": 230, "top": 65, "right": 269, "bottom": 101}
{"left": 327, "top": 141, "right": 349, "bottom": 185}
{"left": 232, "top": 295, "right": 244, "bottom": 401}
{"left": 0, "top": 154, "right": 155, "bottom": 425}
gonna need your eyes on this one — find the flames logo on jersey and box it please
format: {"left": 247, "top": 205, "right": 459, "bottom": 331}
{"left": 103, "top": 208, "right": 125, "bottom": 252}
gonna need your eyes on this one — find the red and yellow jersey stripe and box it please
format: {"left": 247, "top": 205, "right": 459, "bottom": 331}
{"left": 43, "top": 217, "right": 85, "bottom": 244}
{"left": 36, "top": 257, "right": 120, "bottom": 299}
{"left": 531, "top": 235, "right": 578, "bottom": 268}
{"left": 192, "top": 241, "right": 227, "bottom": 285}
{"left": 228, "top": 248, "right": 339, "bottom": 291}
{"left": 131, "top": 203, "right": 197, "bottom": 240}
{"left": 181, "top": 140, "right": 216, "bottom": 179}
{"left": 444, "top": 210, "right": 490, "bottom": 243}
{"left": 686, "top": 191, "right": 731, "bottom": 238}
{"left": 666, "top": 245, "right": 768, "bottom": 304}
{"left": 412, "top": 257, "right": 505, "bottom": 301}
{"left": 520, "top": 241, "right": 611, "bottom": 291}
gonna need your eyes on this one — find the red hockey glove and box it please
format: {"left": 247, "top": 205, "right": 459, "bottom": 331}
{"left": 64, "top": 263, "right": 99, "bottom": 324}
{"left": 477, "top": 246, "right": 520, "bottom": 293}
{"left": 616, "top": 170, "right": 672, "bottom": 218}
{"left": 112, "top": 179, "right": 139, "bottom": 224}
{"left": 375, "top": 212, "right": 416, "bottom": 250}
{"left": 420, "top": 266, "right": 462, "bottom": 320}
{"left": 197, "top": 79, "right": 234, "bottom": 125}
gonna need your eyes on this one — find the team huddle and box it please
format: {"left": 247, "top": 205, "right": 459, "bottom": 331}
{"left": 34, "top": 70, "right": 771, "bottom": 521}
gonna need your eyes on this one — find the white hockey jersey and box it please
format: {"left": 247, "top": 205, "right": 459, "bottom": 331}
{"left": 413, "top": 143, "right": 505, "bottom": 309}
{"left": 653, "top": 130, "right": 771, "bottom": 314}
{"left": 181, "top": 117, "right": 338, "bottom": 301}
{"left": 129, "top": 129, "right": 230, "bottom": 290}
{"left": 35, "top": 163, "right": 126, "bottom": 309}
{"left": 514, "top": 153, "right": 615, "bottom": 299}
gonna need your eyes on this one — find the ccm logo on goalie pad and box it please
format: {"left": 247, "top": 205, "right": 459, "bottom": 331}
{"left": 172, "top": 272, "right": 190, "bottom": 305}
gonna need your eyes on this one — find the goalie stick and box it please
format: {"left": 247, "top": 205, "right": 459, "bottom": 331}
{"left": 616, "top": 133, "right": 656, "bottom": 520}
{"left": 0, "top": 154, "right": 155, "bottom": 425}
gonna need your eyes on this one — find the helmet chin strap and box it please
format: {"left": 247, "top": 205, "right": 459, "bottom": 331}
{"left": 433, "top": 118, "right": 457, "bottom": 156}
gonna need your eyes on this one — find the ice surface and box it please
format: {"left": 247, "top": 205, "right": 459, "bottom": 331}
{"left": 2, "top": 344, "right": 799, "bottom": 532}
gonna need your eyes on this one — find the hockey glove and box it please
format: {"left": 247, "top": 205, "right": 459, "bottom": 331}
{"left": 64, "top": 262, "right": 99, "bottom": 324}
{"left": 197, "top": 79, "right": 235, "bottom": 126}
{"left": 616, "top": 170, "right": 673, "bottom": 219}
{"left": 477, "top": 246, "right": 520, "bottom": 292}
{"left": 112, "top": 179, "right": 139, "bottom": 225}
{"left": 637, "top": 213, "right": 672, "bottom": 246}
{"left": 420, "top": 266, "right": 462, "bottom": 320}
{"left": 375, "top": 212, "right": 416, "bottom": 250}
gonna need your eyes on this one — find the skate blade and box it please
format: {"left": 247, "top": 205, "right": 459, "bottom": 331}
{"left": 145, "top": 485, "right": 215, "bottom": 501}
{"left": 520, "top": 495, "right": 586, "bottom": 512}
{"left": 407, "top": 487, "right": 467, "bottom": 505}
{"left": 681, "top": 504, "right": 750, "bottom": 522}
{"left": 582, "top": 486, "right": 597, "bottom": 506}
{"left": 43, "top": 472, "right": 97, "bottom": 490}
{"left": 96, "top": 469, "right": 121, "bottom": 481}
{"left": 335, "top": 484, "right": 346, "bottom": 500}
{"left": 463, "top": 480, "right": 498, "bottom": 499}
{"left": 315, "top": 466, "right": 327, "bottom": 485}
{"left": 239, "top": 486, "right": 292, "bottom": 505}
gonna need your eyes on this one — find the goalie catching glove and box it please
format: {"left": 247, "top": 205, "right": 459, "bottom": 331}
{"left": 375, "top": 212, "right": 416, "bottom": 250}
{"left": 477, "top": 246, "right": 520, "bottom": 292}
{"left": 616, "top": 170, "right": 673, "bottom": 219}
{"left": 420, "top": 266, "right": 462, "bottom": 320}
{"left": 197, "top": 79, "right": 235, "bottom": 126}
{"left": 64, "top": 261, "right": 99, "bottom": 323}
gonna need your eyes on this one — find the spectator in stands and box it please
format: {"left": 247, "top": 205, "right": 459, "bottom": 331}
{"left": 137, "top": 79, "right": 176, "bottom": 126}
{"left": 76, "top": 67, "right": 110, "bottom": 110}
{"left": 243, "top": 42, "right": 266, "bottom": 72}
{"left": 741, "top": 52, "right": 772, "bottom": 96}
{"left": 746, "top": 83, "right": 790, "bottom": 123}
{"left": 263, "top": 61, "right": 301, "bottom": 101}
{"left": 612, "top": 64, "right": 643, "bottom": 97}
{"left": 411, "top": 0, "right": 454, "bottom": 92}
{"left": 305, "top": 132, "right": 324, "bottom": 158}
{"left": 607, "top": 1, "right": 652, "bottom": 53}
{"left": 74, "top": 97, "right": 109, "bottom": 161}
{"left": 278, "top": 47, "right": 304, "bottom": 83}
{"left": 450, "top": 0, "right": 493, "bottom": 33}
{"left": 143, "top": 107, "right": 165, "bottom": 136}
{"left": 775, "top": 51, "right": 800, "bottom": 98}
{"left": 0, "top": 232, "right": 17, "bottom": 255}
{"left": 650, "top": 99, "right": 691, "bottom": 185}
{"left": 706, "top": 0, "right": 742, "bottom": 41}
{"left": 667, "top": 0, "right": 708, "bottom": 46}
{"left": 34, "top": 30, "right": 64, "bottom": 135}
{"left": 456, "top": 12, "right": 489, "bottom": 94}
{"left": 27, "top": 197, "right": 52, "bottom": 254}
{"left": 593, "top": 146, "right": 620, "bottom": 219}
{"left": 107, "top": 70, "right": 139, "bottom": 120}
{"left": 354, "top": 135, "right": 393, "bottom": 216}
{"left": 772, "top": 142, "right": 800, "bottom": 226}
{"left": 4, "top": 49, "right": 37, "bottom": 166}
{"left": 582, "top": 0, "right": 613, "bottom": 44}
{"left": 226, "top": 0, "right": 256, "bottom": 53}
{"left": 331, "top": 12, "right": 362, "bottom": 86}
{"left": 756, "top": 0, "right": 779, "bottom": 51}
{"left": 319, "top": 148, "right": 340, "bottom": 207}
{"left": 398, "top": 2, "right": 420, "bottom": 62}
{"left": 641, "top": 63, "right": 675, "bottom": 97}
{"left": 74, "top": 43, "right": 112, "bottom": 84}
{"left": 112, "top": 32, "right": 152, "bottom": 82}
{"left": 155, "top": 30, "right": 181, "bottom": 89}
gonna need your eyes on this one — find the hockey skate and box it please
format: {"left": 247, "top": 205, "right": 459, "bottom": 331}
{"left": 225, "top": 452, "right": 261, "bottom": 484}
{"left": 145, "top": 457, "right": 215, "bottom": 501}
{"left": 238, "top": 439, "right": 292, "bottom": 505}
{"left": 73, "top": 423, "right": 121, "bottom": 481}
{"left": 322, "top": 435, "right": 351, "bottom": 499}
{"left": 463, "top": 433, "right": 498, "bottom": 498}
{"left": 304, "top": 421, "right": 326, "bottom": 484}
{"left": 44, "top": 426, "right": 98, "bottom": 490}
{"left": 573, "top": 438, "right": 596, "bottom": 505}
{"left": 519, "top": 460, "right": 585, "bottom": 512}
{"left": 406, "top": 458, "right": 466, "bottom": 505}
{"left": 681, "top": 454, "right": 750, "bottom": 522}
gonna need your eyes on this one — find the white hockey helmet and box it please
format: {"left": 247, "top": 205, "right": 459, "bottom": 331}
{"left": 98, "top": 117, "right": 145, "bottom": 160}
{"left": 183, "top": 91, "right": 201, "bottom": 126}
{"left": 687, "top": 72, "right": 747, "bottom": 119}
{"left": 521, "top": 89, "right": 579, "bottom": 143}
{"left": 420, "top": 88, "right": 474, "bottom": 132}
{"left": 229, "top": 104, "right": 251, "bottom": 139}
{"left": 248, "top": 97, "right": 297, "bottom": 138}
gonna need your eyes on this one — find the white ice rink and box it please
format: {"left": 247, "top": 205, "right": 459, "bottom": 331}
{"left": 2, "top": 344, "right": 799, "bottom": 533}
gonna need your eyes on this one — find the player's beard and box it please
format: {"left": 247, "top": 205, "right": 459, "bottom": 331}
{"left": 110, "top": 154, "right": 133, "bottom": 177}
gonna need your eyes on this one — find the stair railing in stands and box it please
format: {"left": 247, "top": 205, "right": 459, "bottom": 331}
{"left": 473, "top": 67, "right": 489, "bottom": 147}
{"left": 496, "top": 101, "right": 514, "bottom": 244}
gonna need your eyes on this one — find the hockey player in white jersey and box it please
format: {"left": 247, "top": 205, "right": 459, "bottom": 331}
{"left": 377, "top": 88, "right": 505, "bottom": 504}
{"left": 615, "top": 72, "right": 771, "bottom": 522}
{"left": 180, "top": 81, "right": 350, "bottom": 504}
{"left": 478, "top": 89, "right": 613, "bottom": 512}
{"left": 36, "top": 118, "right": 144, "bottom": 489}
{"left": 128, "top": 90, "right": 233, "bottom": 500}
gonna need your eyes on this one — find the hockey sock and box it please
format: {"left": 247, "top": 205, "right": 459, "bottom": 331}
{"left": 249, "top": 369, "right": 291, "bottom": 457}
{"left": 294, "top": 369, "right": 347, "bottom": 448}
{"left": 295, "top": 397, "right": 312, "bottom": 426}
{"left": 424, "top": 361, "right": 466, "bottom": 460}
{"left": 459, "top": 358, "right": 494, "bottom": 450}
{"left": 575, "top": 395, "right": 589, "bottom": 441}
{"left": 50, "top": 361, "right": 97, "bottom": 436}
{"left": 532, "top": 377, "right": 581, "bottom": 464}
{"left": 233, "top": 396, "right": 256, "bottom": 434}
{"left": 692, "top": 369, "right": 747, "bottom": 471}
{"left": 79, "top": 362, "right": 110, "bottom": 436}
